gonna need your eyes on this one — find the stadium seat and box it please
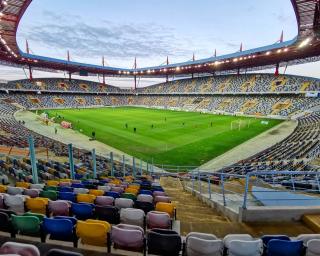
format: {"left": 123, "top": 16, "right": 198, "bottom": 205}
{"left": 146, "top": 211, "right": 171, "bottom": 229}
{"left": 40, "top": 190, "right": 58, "bottom": 201}
{"left": 24, "top": 189, "right": 41, "bottom": 198}
{"left": 111, "top": 186, "right": 124, "bottom": 194}
{"left": 115, "top": 198, "right": 134, "bottom": 209}
{"left": 139, "top": 190, "right": 153, "bottom": 196}
{"left": 120, "top": 208, "right": 145, "bottom": 228}
{"left": 261, "top": 235, "right": 290, "bottom": 247}
{"left": 4, "top": 194, "right": 26, "bottom": 214}
{"left": 16, "top": 182, "right": 31, "bottom": 189}
{"left": 26, "top": 197, "right": 49, "bottom": 215}
{"left": 185, "top": 232, "right": 223, "bottom": 256}
{"left": 44, "top": 186, "right": 59, "bottom": 192}
{"left": 97, "top": 185, "right": 111, "bottom": 192}
{"left": 155, "top": 202, "right": 176, "bottom": 218}
{"left": 111, "top": 224, "right": 145, "bottom": 253}
{"left": 59, "top": 187, "right": 73, "bottom": 193}
{"left": 0, "top": 184, "right": 7, "bottom": 193}
{"left": 0, "top": 242, "right": 40, "bottom": 256}
{"left": 30, "top": 184, "right": 45, "bottom": 190}
{"left": 76, "top": 193, "right": 96, "bottom": 203}
{"left": 106, "top": 191, "right": 120, "bottom": 199}
{"left": 121, "top": 192, "right": 136, "bottom": 200}
{"left": 0, "top": 194, "right": 3, "bottom": 209}
{"left": 125, "top": 187, "right": 139, "bottom": 195}
{"left": 47, "top": 180, "right": 60, "bottom": 187}
{"left": 0, "top": 211, "right": 13, "bottom": 234}
{"left": 137, "top": 194, "right": 153, "bottom": 203}
{"left": 89, "top": 189, "right": 104, "bottom": 196}
{"left": 73, "top": 188, "right": 89, "bottom": 194}
{"left": 296, "top": 234, "right": 320, "bottom": 246}
{"left": 306, "top": 239, "right": 320, "bottom": 256}
{"left": 229, "top": 239, "right": 263, "bottom": 256}
{"left": 7, "top": 186, "right": 24, "bottom": 195}
{"left": 95, "top": 196, "right": 114, "bottom": 206}
{"left": 58, "top": 192, "right": 76, "bottom": 202}
{"left": 154, "top": 196, "right": 171, "bottom": 204}
{"left": 49, "top": 200, "right": 70, "bottom": 216}
{"left": 76, "top": 219, "right": 111, "bottom": 249}
{"left": 42, "top": 217, "right": 78, "bottom": 247}
{"left": 46, "top": 249, "right": 83, "bottom": 256}
{"left": 11, "top": 214, "right": 42, "bottom": 237}
{"left": 153, "top": 191, "right": 166, "bottom": 197}
{"left": 266, "top": 240, "right": 303, "bottom": 256}
{"left": 134, "top": 201, "right": 155, "bottom": 214}
{"left": 223, "top": 234, "right": 253, "bottom": 249}
{"left": 147, "top": 228, "right": 182, "bottom": 256}
{"left": 71, "top": 203, "right": 94, "bottom": 220}
{"left": 94, "top": 205, "right": 120, "bottom": 224}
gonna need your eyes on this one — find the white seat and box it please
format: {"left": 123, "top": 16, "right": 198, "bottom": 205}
{"left": 228, "top": 240, "right": 263, "bottom": 256}
{"left": 7, "top": 186, "right": 24, "bottom": 195}
{"left": 97, "top": 185, "right": 111, "bottom": 192}
{"left": 296, "top": 234, "right": 320, "bottom": 246}
{"left": 30, "top": 184, "right": 45, "bottom": 190}
{"left": 186, "top": 232, "right": 223, "bottom": 256}
{"left": 73, "top": 188, "right": 89, "bottom": 194}
{"left": 115, "top": 198, "right": 134, "bottom": 209}
{"left": 4, "top": 194, "right": 27, "bottom": 214}
{"left": 137, "top": 194, "right": 153, "bottom": 203}
{"left": 120, "top": 208, "right": 145, "bottom": 227}
{"left": 306, "top": 239, "right": 320, "bottom": 256}
{"left": 223, "top": 234, "right": 253, "bottom": 249}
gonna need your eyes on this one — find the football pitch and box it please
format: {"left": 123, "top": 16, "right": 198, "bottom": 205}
{"left": 44, "top": 107, "right": 282, "bottom": 167}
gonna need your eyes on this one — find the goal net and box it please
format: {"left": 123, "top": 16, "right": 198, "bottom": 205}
{"left": 230, "top": 120, "right": 251, "bottom": 131}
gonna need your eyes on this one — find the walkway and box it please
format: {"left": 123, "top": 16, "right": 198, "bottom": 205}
{"left": 160, "top": 177, "right": 313, "bottom": 237}
{"left": 198, "top": 120, "right": 297, "bottom": 172}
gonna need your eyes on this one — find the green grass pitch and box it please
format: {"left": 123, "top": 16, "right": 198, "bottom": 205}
{"left": 44, "top": 107, "right": 282, "bottom": 167}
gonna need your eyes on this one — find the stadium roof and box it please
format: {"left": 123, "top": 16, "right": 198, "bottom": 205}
{"left": 0, "top": 0, "right": 319, "bottom": 78}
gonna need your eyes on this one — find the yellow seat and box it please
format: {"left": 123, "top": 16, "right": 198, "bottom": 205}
{"left": 89, "top": 189, "right": 104, "bottom": 197}
{"left": 128, "top": 184, "right": 140, "bottom": 190}
{"left": 47, "top": 180, "right": 59, "bottom": 187}
{"left": 26, "top": 198, "right": 49, "bottom": 214}
{"left": 110, "top": 179, "right": 121, "bottom": 185}
{"left": 125, "top": 188, "right": 138, "bottom": 195}
{"left": 60, "top": 179, "right": 72, "bottom": 182}
{"left": 0, "top": 185, "right": 7, "bottom": 193}
{"left": 77, "top": 194, "right": 96, "bottom": 203}
{"left": 16, "top": 182, "right": 30, "bottom": 189}
{"left": 76, "top": 219, "right": 111, "bottom": 246}
{"left": 156, "top": 202, "right": 175, "bottom": 218}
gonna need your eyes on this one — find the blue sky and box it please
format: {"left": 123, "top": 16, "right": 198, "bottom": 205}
{"left": 0, "top": 0, "right": 318, "bottom": 87}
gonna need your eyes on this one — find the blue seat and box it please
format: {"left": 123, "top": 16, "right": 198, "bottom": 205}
{"left": 71, "top": 203, "right": 94, "bottom": 220}
{"left": 152, "top": 186, "right": 164, "bottom": 192}
{"left": 42, "top": 218, "right": 78, "bottom": 247}
{"left": 54, "top": 216, "right": 77, "bottom": 226}
{"left": 262, "top": 235, "right": 290, "bottom": 247}
{"left": 267, "top": 240, "right": 303, "bottom": 256}
{"left": 106, "top": 191, "right": 120, "bottom": 199}
{"left": 71, "top": 183, "right": 85, "bottom": 189}
{"left": 59, "top": 192, "right": 76, "bottom": 202}
{"left": 139, "top": 190, "right": 153, "bottom": 196}
{"left": 59, "top": 187, "right": 73, "bottom": 193}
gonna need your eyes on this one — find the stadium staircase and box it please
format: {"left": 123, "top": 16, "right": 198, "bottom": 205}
{"left": 300, "top": 81, "right": 312, "bottom": 92}
{"left": 218, "top": 78, "right": 232, "bottom": 92}
{"left": 270, "top": 77, "right": 288, "bottom": 92}
{"left": 271, "top": 100, "right": 292, "bottom": 115}
{"left": 302, "top": 215, "right": 320, "bottom": 233}
{"left": 241, "top": 76, "right": 257, "bottom": 92}
{"left": 240, "top": 100, "right": 258, "bottom": 113}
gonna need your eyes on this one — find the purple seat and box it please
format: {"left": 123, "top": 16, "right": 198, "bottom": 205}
{"left": 147, "top": 211, "right": 171, "bottom": 229}
{"left": 111, "top": 224, "right": 145, "bottom": 252}
{"left": 154, "top": 196, "right": 171, "bottom": 204}
{"left": 49, "top": 200, "right": 70, "bottom": 216}
{"left": 95, "top": 196, "right": 114, "bottom": 206}
{"left": 153, "top": 191, "right": 166, "bottom": 197}
{"left": 0, "top": 241, "right": 40, "bottom": 256}
{"left": 24, "top": 189, "right": 41, "bottom": 198}
{"left": 137, "top": 194, "right": 153, "bottom": 203}
{"left": 112, "top": 186, "right": 124, "bottom": 194}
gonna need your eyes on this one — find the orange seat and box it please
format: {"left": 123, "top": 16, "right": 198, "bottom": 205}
{"left": 89, "top": 189, "right": 104, "bottom": 197}
{"left": 155, "top": 202, "right": 175, "bottom": 218}
{"left": 26, "top": 198, "right": 49, "bottom": 214}
{"left": 16, "top": 182, "right": 30, "bottom": 189}
{"left": 77, "top": 194, "right": 96, "bottom": 203}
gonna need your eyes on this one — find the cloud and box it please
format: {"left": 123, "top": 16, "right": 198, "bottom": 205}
{"left": 19, "top": 11, "right": 193, "bottom": 60}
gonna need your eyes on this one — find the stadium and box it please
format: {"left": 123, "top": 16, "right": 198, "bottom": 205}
{"left": 0, "top": 0, "right": 318, "bottom": 255}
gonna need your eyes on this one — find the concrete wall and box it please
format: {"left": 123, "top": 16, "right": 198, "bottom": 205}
{"left": 240, "top": 206, "right": 320, "bottom": 222}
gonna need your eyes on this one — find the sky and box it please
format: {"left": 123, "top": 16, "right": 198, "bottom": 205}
{"left": 0, "top": 0, "right": 319, "bottom": 87}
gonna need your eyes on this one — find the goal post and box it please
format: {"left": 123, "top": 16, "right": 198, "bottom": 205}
{"left": 230, "top": 119, "right": 250, "bottom": 131}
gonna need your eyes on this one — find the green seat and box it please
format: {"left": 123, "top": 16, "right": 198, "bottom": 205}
{"left": 121, "top": 193, "right": 137, "bottom": 200}
{"left": 23, "top": 212, "right": 46, "bottom": 222}
{"left": 40, "top": 190, "right": 58, "bottom": 201}
{"left": 44, "top": 186, "right": 58, "bottom": 191}
{"left": 12, "top": 215, "right": 41, "bottom": 236}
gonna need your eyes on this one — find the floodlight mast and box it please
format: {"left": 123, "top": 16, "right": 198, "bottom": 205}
{"left": 134, "top": 57, "right": 137, "bottom": 90}
{"left": 67, "top": 50, "right": 72, "bottom": 81}
{"left": 25, "top": 40, "right": 33, "bottom": 81}
{"left": 102, "top": 56, "right": 106, "bottom": 85}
